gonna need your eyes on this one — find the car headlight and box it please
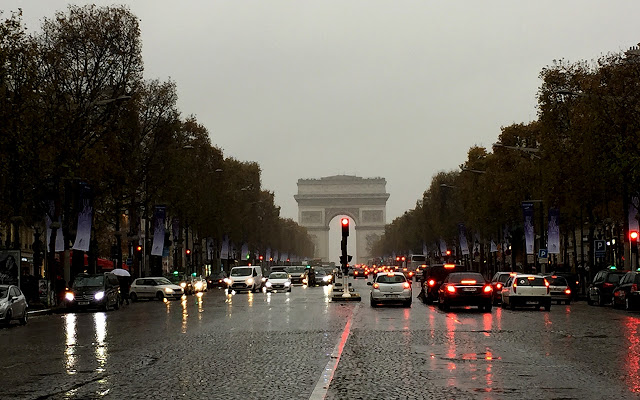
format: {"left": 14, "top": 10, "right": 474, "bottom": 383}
{"left": 323, "top": 276, "right": 330, "bottom": 282}
{"left": 180, "top": 282, "right": 187, "bottom": 288}
{"left": 284, "top": 281, "right": 291, "bottom": 286}
{"left": 261, "top": 277, "right": 267, "bottom": 282}
{"left": 94, "top": 291, "right": 105, "bottom": 300}
{"left": 265, "top": 281, "right": 272, "bottom": 287}
{"left": 65, "top": 292, "right": 75, "bottom": 301}
{"left": 165, "top": 287, "right": 174, "bottom": 293}
{"left": 246, "top": 278, "right": 254, "bottom": 285}
{"left": 195, "top": 282, "right": 202, "bottom": 289}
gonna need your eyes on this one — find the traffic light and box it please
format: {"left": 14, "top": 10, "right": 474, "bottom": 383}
{"left": 445, "top": 249, "right": 451, "bottom": 256}
{"left": 136, "top": 245, "right": 143, "bottom": 252}
{"left": 340, "top": 255, "right": 353, "bottom": 264}
{"left": 185, "top": 248, "right": 191, "bottom": 256}
{"left": 341, "top": 218, "right": 349, "bottom": 237}
{"left": 630, "top": 230, "right": 639, "bottom": 241}
{"left": 259, "top": 255, "right": 264, "bottom": 261}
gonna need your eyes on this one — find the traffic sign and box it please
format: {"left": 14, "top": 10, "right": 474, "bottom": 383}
{"left": 594, "top": 240, "right": 606, "bottom": 257}
{"left": 126, "top": 257, "right": 132, "bottom": 266}
{"left": 538, "top": 249, "right": 548, "bottom": 259}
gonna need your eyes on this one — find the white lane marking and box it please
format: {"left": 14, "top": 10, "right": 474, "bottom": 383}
{"left": 309, "top": 303, "right": 360, "bottom": 400}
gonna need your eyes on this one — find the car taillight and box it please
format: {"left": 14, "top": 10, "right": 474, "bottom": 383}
{"left": 603, "top": 282, "right": 614, "bottom": 289}
{"left": 403, "top": 282, "right": 411, "bottom": 289}
{"left": 632, "top": 284, "right": 638, "bottom": 293}
{"left": 513, "top": 282, "right": 517, "bottom": 294}
{"left": 446, "top": 285, "right": 456, "bottom": 293}
{"left": 428, "top": 279, "right": 435, "bottom": 287}
{"left": 565, "top": 288, "right": 571, "bottom": 294}
{"left": 409, "top": 272, "right": 414, "bottom": 277}
{"left": 496, "top": 283, "right": 502, "bottom": 290}
{"left": 373, "top": 283, "right": 379, "bottom": 289}
{"left": 483, "top": 285, "right": 493, "bottom": 293}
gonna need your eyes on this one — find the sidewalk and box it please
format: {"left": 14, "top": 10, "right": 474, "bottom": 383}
{"left": 27, "top": 302, "right": 67, "bottom": 316}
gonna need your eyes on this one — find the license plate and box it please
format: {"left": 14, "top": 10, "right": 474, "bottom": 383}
{"left": 463, "top": 288, "right": 476, "bottom": 292}
{"left": 78, "top": 301, "right": 89, "bottom": 305}
{"left": 526, "top": 301, "right": 538, "bottom": 305}
{"left": 384, "top": 294, "right": 399, "bottom": 297}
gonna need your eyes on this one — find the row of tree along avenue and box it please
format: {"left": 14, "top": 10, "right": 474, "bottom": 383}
{"left": 373, "top": 44, "right": 640, "bottom": 281}
{"left": 0, "top": 6, "right": 313, "bottom": 302}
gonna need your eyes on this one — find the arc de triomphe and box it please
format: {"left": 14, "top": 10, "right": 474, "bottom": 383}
{"left": 294, "top": 175, "right": 389, "bottom": 264}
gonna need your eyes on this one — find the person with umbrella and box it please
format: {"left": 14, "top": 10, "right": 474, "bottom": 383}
{"left": 112, "top": 268, "right": 131, "bottom": 305}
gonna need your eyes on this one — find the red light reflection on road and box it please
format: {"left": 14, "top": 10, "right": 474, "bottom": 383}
{"left": 623, "top": 316, "right": 640, "bottom": 392}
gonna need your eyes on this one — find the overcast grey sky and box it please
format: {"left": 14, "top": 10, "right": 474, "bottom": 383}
{"left": 7, "top": 1, "right": 640, "bottom": 224}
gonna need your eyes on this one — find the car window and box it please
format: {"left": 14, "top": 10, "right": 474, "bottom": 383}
{"left": 9, "top": 287, "right": 18, "bottom": 297}
{"left": 73, "top": 275, "right": 105, "bottom": 288}
{"left": 448, "top": 273, "right": 484, "bottom": 283}
{"left": 269, "top": 272, "right": 288, "bottom": 279}
{"left": 497, "top": 274, "right": 511, "bottom": 283}
{"left": 231, "top": 267, "right": 253, "bottom": 277}
{"left": 287, "top": 266, "right": 306, "bottom": 273}
{"left": 635, "top": 274, "right": 640, "bottom": 284}
{"left": 0, "top": 287, "right": 7, "bottom": 298}
{"left": 376, "top": 275, "right": 406, "bottom": 283}
{"left": 515, "top": 277, "right": 546, "bottom": 286}
{"left": 593, "top": 272, "right": 603, "bottom": 283}
{"left": 606, "top": 273, "right": 622, "bottom": 284}
{"left": 154, "top": 278, "right": 172, "bottom": 285}
{"left": 547, "top": 276, "right": 568, "bottom": 286}
{"left": 411, "top": 255, "right": 426, "bottom": 262}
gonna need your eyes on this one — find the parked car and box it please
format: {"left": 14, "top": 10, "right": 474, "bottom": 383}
{"left": 437, "top": 272, "right": 493, "bottom": 312}
{"left": 420, "top": 264, "right": 465, "bottom": 304}
{"left": 65, "top": 273, "right": 120, "bottom": 311}
{"left": 368, "top": 272, "right": 412, "bottom": 307}
{"left": 501, "top": 274, "right": 551, "bottom": 311}
{"left": 612, "top": 271, "right": 640, "bottom": 311}
{"left": 587, "top": 268, "right": 628, "bottom": 306}
{"left": 286, "top": 265, "right": 306, "bottom": 284}
{"left": 130, "top": 277, "right": 184, "bottom": 301}
{"left": 489, "top": 271, "right": 515, "bottom": 305}
{"left": 545, "top": 275, "right": 572, "bottom": 305}
{"left": 0, "top": 284, "right": 28, "bottom": 325}
{"left": 226, "top": 266, "right": 263, "bottom": 293}
{"left": 264, "top": 272, "right": 292, "bottom": 292}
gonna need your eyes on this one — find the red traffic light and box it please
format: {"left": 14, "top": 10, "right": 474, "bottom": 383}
{"left": 341, "top": 218, "right": 349, "bottom": 226}
{"left": 401, "top": 256, "right": 406, "bottom": 261}
{"left": 259, "top": 255, "right": 264, "bottom": 261}
{"left": 445, "top": 250, "right": 452, "bottom": 256}
{"left": 135, "top": 245, "right": 142, "bottom": 252}
{"left": 341, "top": 217, "right": 350, "bottom": 237}
{"left": 185, "top": 249, "right": 191, "bottom": 255}
{"left": 631, "top": 231, "right": 639, "bottom": 241}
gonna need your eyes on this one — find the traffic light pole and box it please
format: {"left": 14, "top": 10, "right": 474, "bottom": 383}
{"left": 340, "top": 235, "right": 351, "bottom": 298}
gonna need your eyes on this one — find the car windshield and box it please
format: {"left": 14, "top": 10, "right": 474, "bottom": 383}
{"left": 73, "top": 275, "right": 104, "bottom": 288}
{"left": 153, "top": 278, "right": 172, "bottom": 285}
{"left": 376, "top": 274, "right": 406, "bottom": 283}
{"left": 0, "top": 287, "right": 7, "bottom": 298}
{"left": 449, "top": 273, "right": 485, "bottom": 284}
{"left": 231, "top": 267, "right": 253, "bottom": 277}
{"left": 496, "top": 274, "right": 511, "bottom": 283}
{"left": 411, "top": 255, "right": 426, "bottom": 262}
{"left": 315, "top": 269, "right": 326, "bottom": 276}
{"left": 607, "top": 273, "right": 623, "bottom": 284}
{"left": 515, "top": 276, "right": 546, "bottom": 286}
{"left": 287, "top": 266, "right": 306, "bottom": 273}
{"left": 428, "top": 266, "right": 459, "bottom": 281}
{"left": 547, "top": 276, "right": 568, "bottom": 286}
{"left": 269, "top": 272, "right": 288, "bottom": 279}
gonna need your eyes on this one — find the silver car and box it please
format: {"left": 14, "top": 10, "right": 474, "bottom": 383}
{"left": 368, "top": 272, "right": 412, "bottom": 307}
{"left": 0, "top": 285, "right": 28, "bottom": 325}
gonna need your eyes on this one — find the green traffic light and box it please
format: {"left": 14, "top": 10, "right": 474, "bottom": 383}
{"left": 173, "top": 271, "right": 178, "bottom": 275}
{"left": 246, "top": 254, "right": 250, "bottom": 259}
{"left": 192, "top": 272, "right": 196, "bottom": 277}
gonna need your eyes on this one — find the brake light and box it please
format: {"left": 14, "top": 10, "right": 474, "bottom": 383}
{"left": 373, "top": 283, "right": 379, "bottom": 289}
{"left": 354, "top": 271, "right": 358, "bottom": 275}
{"left": 496, "top": 283, "right": 502, "bottom": 290}
{"left": 460, "top": 280, "right": 477, "bottom": 284}
{"left": 428, "top": 279, "right": 436, "bottom": 287}
{"left": 528, "top": 276, "right": 536, "bottom": 280}
{"left": 387, "top": 272, "right": 394, "bottom": 277}
{"left": 603, "top": 282, "right": 614, "bottom": 289}
{"left": 403, "top": 268, "right": 407, "bottom": 271}
{"left": 551, "top": 275, "right": 557, "bottom": 279}
{"left": 444, "top": 264, "right": 455, "bottom": 269}
{"left": 483, "top": 285, "right": 493, "bottom": 293}
{"left": 403, "top": 282, "right": 411, "bottom": 289}
{"left": 446, "top": 285, "right": 456, "bottom": 293}
{"left": 631, "top": 284, "right": 638, "bottom": 293}
{"left": 565, "top": 288, "right": 571, "bottom": 294}
{"left": 545, "top": 279, "right": 550, "bottom": 294}
{"left": 513, "top": 282, "right": 517, "bottom": 294}
{"left": 576, "top": 281, "right": 579, "bottom": 285}
{"left": 408, "top": 272, "right": 414, "bottom": 277}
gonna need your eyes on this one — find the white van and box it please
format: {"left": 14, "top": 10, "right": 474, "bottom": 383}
{"left": 228, "top": 266, "right": 264, "bottom": 293}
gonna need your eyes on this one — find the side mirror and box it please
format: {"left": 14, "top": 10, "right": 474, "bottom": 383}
{"left": 367, "top": 282, "right": 372, "bottom": 286}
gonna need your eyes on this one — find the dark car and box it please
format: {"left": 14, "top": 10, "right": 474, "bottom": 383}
{"left": 207, "top": 271, "right": 228, "bottom": 289}
{"left": 489, "top": 271, "right": 515, "bottom": 305}
{"left": 587, "top": 268, "right": 628, "bottom": 306}
{"left": 65, "top": 273, "right": 120, "bottom": 311}
{"left": 548, "top": 270, "right": 580, "bottom": 300}
{"left": 612, "top": 271, "right": 640, "bottom": 311}
{"left": 286, "top": 265, "right": 306, "bottom": 284}
{"left": 420, "top": 264, "right": 465, "bottom": 303}
{"left": 353, "top": 266, "right": 366, "bottom": 279}
{"left": 437, "top": 272, "right": 493, "bottom": 312}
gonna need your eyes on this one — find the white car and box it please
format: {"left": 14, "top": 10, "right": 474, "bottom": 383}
{"left": 501, "top": 274, "right": 551, "bottom": 311}
{"left": 130, "top": 277, "right": 184, "bottom": 301}
{"left": 368, "top": 272, "right": 412, "bottom": 307}
{"left": 264, "top": 272, "right": 292, "bottom": 292}
{"left": 0, "top": 285, "right": 28, "bottom": 325}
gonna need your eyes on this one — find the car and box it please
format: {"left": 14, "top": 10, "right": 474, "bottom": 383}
{"left": 353, "top": 266, "right": 366, "bottom": 279}
{"left": 226, "top": 265, "right": 264, "bottom": 293}
{"left": 420, "top": 263, "right": 465, "bottom": 304}
{"left": 302, "top": 268, "right": 332, "bottom": 286}
{"left": 286, "top": 265, "right": 306, "bottom": 284}
{"left": 437, "top": 272, "right": 493, "bottom": 312}
{"left": 65, "top": 273, "right": 121, "bottom": 311}
{"left": 191, "top": 276, "right": 207, "bottom": 293}
{"left": 264, "top": 271, "right": 292, "bottom": 292}
{"left": 501, "top": 274, "right": 551, "bottom": 311}
{"left": 368, "top": 272, "right": 412, "bottom": 307}
{"left": 0, "top": 284, "right": 28, "bottom": 325}
{"left": 167, "top": 274, "right": 194, "bottom": 295}
{"left": 587, "top": 268, "right": 628, "bottom": 306}
{"left": 130, "top": 277, "right": 184, "bottom": 301}
{"left": 545, "top": 275, "right": 572, "bottom": 305}
{"left": 548, "top": 270, "right": 581, "bottom": 300}
{"left": 207, "top": 271, "right": 228, "bottom": 289}
{"left": 612, "top": 271, "right": 640, "bottom": 311}
{"left": 490, "top": 271, "right": 515, "bottom": 305}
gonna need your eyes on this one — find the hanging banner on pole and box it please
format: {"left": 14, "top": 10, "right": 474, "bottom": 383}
{"left": 490, "top": 240, "right": 497, "bottom": 253}
{"left": 266, "top": 247, "right": 271, "bottom": 261}
{"left": 273, "top": 250, "right": 279, "bottom": 262}
{"left": 548, "top": 208, "right": 560, "bottom": 254}
{"left": 46, "top": 200, "right": 65, "bottom": 252}
{"left": 458, "top": 224, "right": 470, "bottom": 255}
{"left": 241, "top": 243, "right": 249, "bottom": 260}
{"left": 151, "top": 206, "right": 166, "bottom": 256}
{"left": 220, "top": 236, "right": 229, "bottom": 259}
{"left": 439, "top": 239, "right": 447, "bottom": 255}
{"left": 72, "top": 183, "right": 92, "bottom": 252}
{"left": 522, "top": 202, "right": 535, "bottom": 255}
{"left": 629, "top": 197, "right": 639, "bottom": 232}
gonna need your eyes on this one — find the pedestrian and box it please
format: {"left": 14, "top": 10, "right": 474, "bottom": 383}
{"left": 118, "top": 276, "right": 130, "bottom": 305}
{"left": 308, "top": 267, "right": 316, "bottom": 287}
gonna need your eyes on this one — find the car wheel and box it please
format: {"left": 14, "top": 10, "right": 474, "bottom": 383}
{"left": 404, "top": 299, "right": 412, "bottom": 308}
{"left": 565, "top": 300, "right": 571, "bottom": 305}
{"left": 442, "top": 302, "right": 450, "bottom": 311}
{"left": 114, "top": 297, "right": 120, "bottom": 310}
{"left": 130, "top": 292, "right": 138, "bottom": 302}
{"left": 501, "top": 300, "right": 507, "bottom": 309}
{"left": 156, "top": 292, "right": 164, "bottom": 301}
{"left": 598, "top": 295, "right": 605, "bottom": 307}
{"left": 19, "top": 309, "right": 27, "bottom": 325}
{"left": 102, "top": 300, "right": 110, "bottom": 311}
{"left": 484, "top": 304, "right": 492, "bottom": 313}
{"left": 587, "top": 296, "right": 593, "bottom": 306}
{"left": 370, "top": 296, "right": 377, "bottom": 308}
{"left": 544, "top": 302, "right": 551, "bottom": 312}
{"left": 509, "top": 299, "right": 516, "bottom": 310}
{"left": 626, "top": 298, "right": 632, "bottom": 311}
{"left": 612, "top": 296, "right": 618, "bottom": 309}
{"left": 4, "top": 309, "right": 12, "bottom": 325}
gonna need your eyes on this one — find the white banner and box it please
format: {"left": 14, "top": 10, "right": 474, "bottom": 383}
{"left": 151, "top": 206, "right": 166, "bottom": 256}
{"left": 72, "top": 184, "right": 92, "bottom": 252}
